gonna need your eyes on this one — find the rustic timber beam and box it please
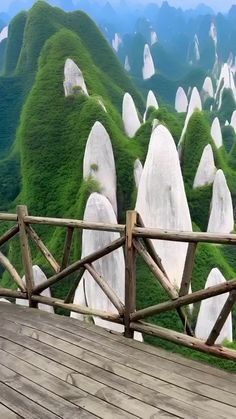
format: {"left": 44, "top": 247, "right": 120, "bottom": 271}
{"left": 31, "top": 295, "right": 122, "bottom": 324}
{"left": 130, "top": 321, "right": 236, "bottom": 362}
{"left": 17, "top": 206, "right": 35, "bottom": 307}
{"left": 64, "top": 268, "right": 85, "bottom": 304}
{"left": 206, "top": 290, "right": 236, "bottom": 346}
{"left": 0, "top": 252, "right": 25, "bottom": 292}
{"left": 0, "top": 213, "right": 17, "bottom": 222}
{"left": 133, "top": 238, "right": 194, "bottom": 336}
{"left": 32, "top": 236, "right": 126, "bottom": 295}
{"left": 85, "top": 263, "right": 124, "bottom": 315}
{"left": 0, "top": 288, "right": 27, "bottom": 299}
{"left": 24, "top": 215, "right": 125, "bottom": 233}
{"left": 131, "top": 277, "right": 236, "bottom": 322}
{"left": 26, "top": 225, "right": 60, "bottom": 273}
{"left": 124, "top": 211, "right": 137, "bottom": 338}
{"left": 61, "top": 227, "right": 74, "bottom": 271}
{"left": 0, "top": 225, "right": 19, "bottom": 247}
{"left": 179, "top": 243, "right": 197, "bottom": 297}
{"left": 133, "top": 227, "right": 236, "bottom": 245}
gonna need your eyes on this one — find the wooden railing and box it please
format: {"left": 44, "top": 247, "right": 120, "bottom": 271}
{"left": 0, "top": 206, "right": 236, "bottom": 362}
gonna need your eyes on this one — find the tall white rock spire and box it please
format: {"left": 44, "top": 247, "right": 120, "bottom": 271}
{"left": 179, "top": 87, "right": 202, "bottom": 148}
{"left": 211, "top": 117, "right": 223, "bottom": 149}
{"left": 143, "top": 90, "right": 159, "bottom": 122}
{"left": 142, "top": 44, "right": 155, "bottom": 80}
{"left": 83, "top": 121, "right": 117, "bottom": 215}
{"left": 134, "top": 159, "right": 143, "bottom": 188}
{"left": 175, "top": 87, "right": 188, "bottom": 113}
{"left": 136, "top": 125, "right": 192, "bottom": 288}
{"left": 207, "top": 170, "right": 234, "bottom": 234}
{"left": 112, "top": 33, "right": 122, "bottom": 52}
{"left": 64, "top": 58, "right": 88, "bottom": 97}
{"left": 0, "top": 26, "right": 8, "bottom": 43}
{"left": 202, "top": 77, "right": 214, "bottom": 98}
{"left": 122, "top": 93, "right": 141, "bottom": 138}
{"left": 150, "top": 31, "right": 158, "bottom": 46}
{"left": 195, "top": 268, "right": 232, "bottom": 344}
{"left": 193, "top": 144, "right": 216, "bottom": 188}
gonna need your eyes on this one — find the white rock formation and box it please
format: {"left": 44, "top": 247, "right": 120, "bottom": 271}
{"left": 209, "top": 22, "right": 217, "bottom": 46}
{"left": 136, "top": 125, "right": 192, "bottom": 288}
{"left": 71, "top": 279, "right": 86, "bottom": 321}
{"left": 225, "top": 120, "right": 229, "bottom": 126}
{"left": 207, "top": 170, "right": 234, "bottom": 234}
{"left": 230, "top": 110, "right": 236, "bottom": 133}
{"left": 124, "top": 55, "right": 131, "bottom": 72}
{"left": 175, "top": 87, "right": 188, "bottom": 113}
{"left": 78, "top": 193, "right": 143, "bottom": 341}
{"left": 112, "top": 33, "right": 122, "bottom": 52}
{"left": 0, "top": 26, "right": 8, "bottom": 43}
{"left": 143, "top": 90, "right": 159, "bottom": 122}
{"left": 211, "top": 117, "right": 223, "bottom": 149}
{"left": 134, "top": 159, "right": 143, "bottom": 188}
{"left": 193, "top": 145, "right": 216, "bottom": 188}
{"left": 202, "top": 77, "right": 214, "bottom": 98}
{"left": 142, "top": 44, "right": 155, "bottom": 80}
{"left": 194, "top": 34, "right": 200, "bottom": 61}
{"left": 17, "top": 266, "right": 54, "bottom": 313}
{"left": 195, "top": 268, "right": 232, "bottom": 344}
{"left": 150, "top": 31, "right": 158, "bottom": 46}
{"left": 215, "top": 63, "right": 236, "bottom": 108}
{"left": 64, "top": 58, "right": 88, "bottom": 97}
{"left": 179, "top": 87, "right": 202, "bottom": 148}
{"left": 152, "top": 118, "right": 159, "bottom": 131}
{"left": 122, "top": 93, "right": 141, "bottom": 138}
{"left": 83, "top": 121, "right": 117, "bottom": 215}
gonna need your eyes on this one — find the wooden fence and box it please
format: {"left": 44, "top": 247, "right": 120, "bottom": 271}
{"left": 0, "top": 205, "right": 236, "bottom": 362}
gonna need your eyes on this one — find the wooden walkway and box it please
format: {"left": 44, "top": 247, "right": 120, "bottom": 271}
{"left": 0, "top": 303, "right": 235, "bottom": 419}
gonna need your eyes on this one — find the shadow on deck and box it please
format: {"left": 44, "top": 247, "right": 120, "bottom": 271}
{"left": 0, "top": 303, "right": 235, "bottom": 419}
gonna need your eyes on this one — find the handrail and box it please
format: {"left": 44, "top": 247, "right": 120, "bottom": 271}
{"left": 0, "top": 206, "right": 235, "bottom": 362}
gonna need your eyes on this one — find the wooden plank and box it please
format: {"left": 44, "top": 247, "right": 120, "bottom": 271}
{"left": 133, "top": 226, "right": 236, "bottom": 245}
{"left": 0, "top": 252, "right": 25, "bottom": 291}
{"left": 0, "top": 289, "right": 26, "bottom": 299}
{"left": 0, "top": 348, "right": 170, "bottom": 419}
{"left": 0, "top": 364, "right": 94, "bottom": 419}
{"left": 206, "top": 290, "right": 236, "bottom": 346}
{"left": 7, "top": 306, "right": 235, "bottom": 395}
{"left": 124, "top": 211, "right": 137, "bottom": 338}
{"left": 0, "top": 318, "right": 235, "bottom": 418}
{"left": 179, "top": 243, "right": 197, "bottom": 297}
{"left": 0, "top": 403, "right": 21, "bottom": 418}
{"left": 0, "top": 382, "right": 59, "bottom": 419}
{"left": 0, "top": 225, "right": 19, "bottom": 247}
{"left": 61, "top": 227, "right": 74, "bottom": 271}
{"left": 130, "top": 321, "right": 236, "bottom": 362}
{"left": 85, "top": 263, "right": 124, "bottom": 315}
{"left": 17, "top": 206, "right": 34, "bottom": 303}
{"left": 134, "top": 239, "right": 193, "bottom": 336}
{"left": 0, "top": 335, "right": 216, "bottom": 419}
{"left": 33, "top": 236, "right": 125, "bottom": 295}
{"left": 26, "top": 225, "right": 60, "bottom": 273}
{"left": 2, "top": 303, "right": 235, "bottom": 384}
{"left": 24, "top": 215, "right": 125, "bottom": 233}
{"left": 0, "top": 213, "right": 17, "bottom": 222}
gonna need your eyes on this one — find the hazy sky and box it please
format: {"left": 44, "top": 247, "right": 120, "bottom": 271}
{"left": 0, "top": 0, "right": 236, "bottom": 13}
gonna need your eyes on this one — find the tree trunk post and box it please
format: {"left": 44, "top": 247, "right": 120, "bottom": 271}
{"left": 124, "top": 210, "right": 137, "bottom": 338}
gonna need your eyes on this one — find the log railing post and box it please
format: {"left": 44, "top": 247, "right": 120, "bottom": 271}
{"left": 17, "top": 205, "right": 35, "bottom": 307}
{"left": 124, "top": 210, "right": 137, "bottom": 338}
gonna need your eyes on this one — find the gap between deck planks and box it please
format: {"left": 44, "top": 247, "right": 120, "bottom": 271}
{"left": 0, "top": 303, "right": 235, "bottom": 418}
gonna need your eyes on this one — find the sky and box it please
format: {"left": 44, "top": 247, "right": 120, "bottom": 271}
{"left": 0, "top": 0, "right": 236, "bottom": 13}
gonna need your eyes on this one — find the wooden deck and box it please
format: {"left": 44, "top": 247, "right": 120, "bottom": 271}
{"left": 0, "top": 303, "right": 235, "bottom": 419}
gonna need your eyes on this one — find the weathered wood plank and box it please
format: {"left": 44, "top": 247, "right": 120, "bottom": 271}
{"left": 0, "top": 252, "right": 25, "bottom": 291}
{"left": 0, "top": 403, "right": 21, "bottom": 418}
{"left": 0, "top": 318, "right": 235, "bottom": 418}
{"left": 1, "top": 303, "right": 235, "bottom": 384}
{"left": 0, "top": 382, "right": 59, "bottom": 418}
{"left": 0, "top": 225, "right": 19, "bottom": 248}
{"left": 0, "top": 335, "right": 214, "bottom": 419}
